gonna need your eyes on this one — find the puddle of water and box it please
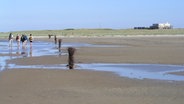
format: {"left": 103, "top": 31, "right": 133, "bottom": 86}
{"left": 5, "top": 63, "right": 184, "bottom": 81}
{"left": 78, "top": 63, "right": 184, "bottom": 81}
{"left": 8, "top": 64, "right": 68, "bottom": 70}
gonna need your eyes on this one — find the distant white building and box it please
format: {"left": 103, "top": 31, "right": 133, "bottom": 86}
{"left": 150, "top": 22, "right": 173, "bottom": 29}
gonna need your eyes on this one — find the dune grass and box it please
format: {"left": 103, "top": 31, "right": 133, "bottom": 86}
{"left": 0, "top": 28, "right": 184, "bottom": 38}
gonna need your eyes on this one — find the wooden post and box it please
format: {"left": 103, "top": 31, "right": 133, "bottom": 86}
{"left": 48, "top": 34, "right": 53, "bottom": 39}
{"left": 48, "top": 34, "right": 51, "bottom": 39}
{"left": 54, "top": 35, "right": 57, "bottom": 44}
{"left": 68, "top": 47, "right": 76, "bottom": 69}
{"left": 58, "top": 39, "right": 62, "bottom": 52}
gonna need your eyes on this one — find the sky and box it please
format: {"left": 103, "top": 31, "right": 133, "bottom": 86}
{"left": 1, "top": 0, "right": 184, "bottom": 32}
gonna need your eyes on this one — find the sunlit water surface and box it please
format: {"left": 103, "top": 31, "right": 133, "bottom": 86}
{"left": 1, "top": 40, "right": 184, "bottom": 81}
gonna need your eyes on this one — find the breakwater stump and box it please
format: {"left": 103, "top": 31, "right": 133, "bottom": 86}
{"left": 58, "top": 39, "right": 62, "bottom": 52}
{"left": 67, "top": 47, "right": 76, "bottom": 69}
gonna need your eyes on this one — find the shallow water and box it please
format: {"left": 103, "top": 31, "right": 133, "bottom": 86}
{"left": 79, "top": 63, "right": 184, "bottom": 81}
{"left": 0, "top": 40, "right": 60, "bottom": 57}
{"left": 0, "top": 40, "right": 121, "bottom": 57}
{"left": 5, "top": 63, "right": 184, "bottom": 81}
{"left": 1, "top": 40, "right": 184, "bottom": 81}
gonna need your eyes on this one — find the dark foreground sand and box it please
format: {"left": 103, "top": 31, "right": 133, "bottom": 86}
{"left": 1, "top": 36, "right": 184, "bottom": 104}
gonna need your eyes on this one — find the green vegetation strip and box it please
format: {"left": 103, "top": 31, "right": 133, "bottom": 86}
{"left": 1, "top": 29, "right": 184, "bottom": 38}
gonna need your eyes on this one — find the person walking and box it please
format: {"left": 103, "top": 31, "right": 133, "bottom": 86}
{"left": 16, "top": 34, "right": 20, "bottom": 46}
{"left": 8, "top": 33, "right": 13, "bottom": 46}
{"left": 21, "top": 34, "right": 28, "bottom": 48}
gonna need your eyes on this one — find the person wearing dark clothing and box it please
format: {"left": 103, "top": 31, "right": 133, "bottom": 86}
{"left": 21, "top": 34, "right": 28, "bottom": 47}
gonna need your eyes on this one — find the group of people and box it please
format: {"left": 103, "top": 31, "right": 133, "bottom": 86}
{"left": 8, "top": 33, "right": 33, "bottom": 47}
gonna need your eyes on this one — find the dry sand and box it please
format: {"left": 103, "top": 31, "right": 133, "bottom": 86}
{"left": 1, "top": 36, "right": 184, "bottom": 104}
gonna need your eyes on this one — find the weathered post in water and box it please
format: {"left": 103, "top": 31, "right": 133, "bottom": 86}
{"left": 58, "top": 39, "right": 62, "bottom": 52}
{"left": 68, "top": 47, "right": 76, "bottom": 69}
{"left": 54, "top": 35, "right": 57, "bottom": 45}
{"left": 48, "top": 34, "right": 53, "bottom": 39}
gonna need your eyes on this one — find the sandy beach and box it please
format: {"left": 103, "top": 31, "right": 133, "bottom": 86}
{"left": 1, "top": 36, "right": 184, "bottom": 104}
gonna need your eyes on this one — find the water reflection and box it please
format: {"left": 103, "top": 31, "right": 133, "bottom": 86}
{"left": 30, "top": 45, "right": 33, "bottom": 57}
{"left": 16, "top": 46, "right": 21, "bottom": 56}
{"left": 1, "top": 41, "right": 56, "bottom": 57}
{"left": 9, "top": 46, "right": 13, "bottom": 59}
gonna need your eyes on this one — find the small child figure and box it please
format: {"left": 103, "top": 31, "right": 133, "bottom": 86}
{"left": 29, "top": 34, "right": 33, "bottom": 45}
{"left": 16, "top": 34, "right": 20, "bottom": 46}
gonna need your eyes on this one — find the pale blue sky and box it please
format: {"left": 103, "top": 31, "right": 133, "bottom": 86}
{"left": 1, "top": 0, "right": 183, "bottom": 32}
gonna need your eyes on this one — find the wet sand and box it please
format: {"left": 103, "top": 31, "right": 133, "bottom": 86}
{"left": 1, "top": 36, "right": 184, "bottom": 104}
{"left": 8, "top": 36, "right": 184, "bottom": 65}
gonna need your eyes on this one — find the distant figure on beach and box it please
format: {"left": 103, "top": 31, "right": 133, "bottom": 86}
{"left": 48, "top": 34, "right": 53, "bottom": 39}
{"left": 54, "top": 35, "right": 57, "bottom": 44}
{"left": 8, "top": 33, "right": 13, "bottom": 46}
{"left": 58, "top": 39, "right": 62, "bottom": 52}
{"left": 29, "top": 34, "right": 33, "bottom": 45}
{"left": 16, "top": 34, "right": 20, "bottom": 46}
{"left": 21, "top": 34, "right": 28, "bottom": 48}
